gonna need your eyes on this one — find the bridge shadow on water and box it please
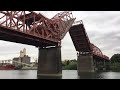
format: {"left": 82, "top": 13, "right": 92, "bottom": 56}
{"left": 37, "top": 73, "right": 97, "bottom": 79}
{"left": 78, "top": 72, "right": 98, "bottom": 79}
{"left": 37, "top": 71, "right": 99, "bottom": 79}
{"left": 37, "top": 76, "right": 62, "bottom": 79}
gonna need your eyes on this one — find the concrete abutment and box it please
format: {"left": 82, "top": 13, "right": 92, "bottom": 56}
{"left": 37, "top": 46, "right": 62, "bottom": 79}
{"left": 77, "top": 54, "right": 95, "bottom": 76}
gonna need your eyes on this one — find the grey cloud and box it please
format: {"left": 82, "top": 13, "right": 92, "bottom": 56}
{"left": 74, "top": 11, "right": 120, "bottom": 57}
{"left": 80, "top": 12, "right": 120, "bottom": 30}
{"left": 0, "top": 40, "right": 38, "bottom": 60}
{"left": 65, "top": 11, "right": 120, "bottom": 58}
{"left": 113, "top": 47, "right": 120, "bottom": 52}
{"left": 89, "top": 30, "right": 120, "bottom": 55}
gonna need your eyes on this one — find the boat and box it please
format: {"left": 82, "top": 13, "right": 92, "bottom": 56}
{"left": 0, "top": 64, "right": 15, "bottom": 70}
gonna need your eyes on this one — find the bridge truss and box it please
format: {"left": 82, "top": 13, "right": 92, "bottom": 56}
{"left": 0, "top": 11, "right": 75, "bottom": 47}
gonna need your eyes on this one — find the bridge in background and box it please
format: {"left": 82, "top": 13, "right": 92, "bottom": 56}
{"left": 0, "top": 11, "right": 109, "bottom": 78}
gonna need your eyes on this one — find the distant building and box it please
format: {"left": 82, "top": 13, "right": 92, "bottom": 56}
{"left": 30, "top": 60, "right": 38, "bottom": 67}
{"left": 12, "top": 57, "right": 20, "bottom": 67}
{"left": 21, "top": 55, "right": 31, "bottom": 65}
{"left": 20, "top": 48, "right": 26, "bottom": 57}
{"left": 12, "top": 48, "right": 31, "bottom": 67}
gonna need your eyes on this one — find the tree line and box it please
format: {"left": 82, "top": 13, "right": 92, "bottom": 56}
{"left": 62, "top": 54, "right": 120, "bottom": 71}
{"left": 62, "top": 59, "right": 77, "bottom": 70}
{"left": 108, "top": 54, "right": 120, "bottom": 71}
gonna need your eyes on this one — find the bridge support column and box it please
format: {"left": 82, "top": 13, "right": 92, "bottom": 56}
{"left": 103, "top": 60, "right": 106, "bottom": 71}
{"left": 93, "top": 59, "right": 98, "bottom": 71}
{"left": 37, "top": 46, "right": 62, "bottom": 79}
{"left": 77, "top": 54, "right": 95, "bottom": 76}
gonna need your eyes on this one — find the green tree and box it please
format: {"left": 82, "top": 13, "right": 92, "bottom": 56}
{"left": 66, "top": 60, "right": 70, "bottom": 65}
{"left": 68, "top": 61, "right": 77, "bottom": 70}
{"left": 62, "top": 59, "right": 77, "bottom": 70}
{"left": 110, "top": 54, "right": 120, "bottom": 63}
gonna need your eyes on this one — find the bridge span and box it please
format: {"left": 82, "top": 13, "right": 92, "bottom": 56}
{"left": 0, "top": 11, "right": 109, "bottom": 78}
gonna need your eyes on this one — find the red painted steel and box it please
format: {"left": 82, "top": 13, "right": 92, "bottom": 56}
{"left": 0, "top": 11, "right": 75, "bottom": 46}
{"left": 90, "top": 43, "right": 109, "bottom": 60}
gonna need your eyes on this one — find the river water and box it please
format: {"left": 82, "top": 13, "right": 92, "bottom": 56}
{"left": 0, "top": 70, "right": 120, "bottom": 79}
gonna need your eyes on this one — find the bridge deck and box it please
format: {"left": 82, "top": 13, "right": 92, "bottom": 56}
{"left": 69, "top": 21, "right": 109, "bottom": 61}
{"left": 69, "top": 22, "right": 91, "bottom": 52}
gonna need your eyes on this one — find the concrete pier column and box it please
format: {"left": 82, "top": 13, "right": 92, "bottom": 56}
{"left": 103, "top": 60, "right": 106, "bottom": 71}
{"left": 37, "top": 46, "right": 62, "bottom": 79}
{"left": 93, "top": 59, "right": 98, "bottom": 71}
{"left": 77, "top": 54, "right": 95, "bottom": 76}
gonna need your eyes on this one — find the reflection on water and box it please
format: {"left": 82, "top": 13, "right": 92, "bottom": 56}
{"left": 37, "top": 76, "right": 62, "bottom": 79}
{"left": 0, "top": 70, "right": 37, "bottom": 79}
{"left": 96, "top": 72, "right": 120, "bottom": 79}
{"left": 0, "top": 70, "right": 120, "bottom": 79}
{"left": 78, "top": 72, "right": 97, "bottom": 79}
{"left": 62, "top": 70, "right": 79, "bottom": 79}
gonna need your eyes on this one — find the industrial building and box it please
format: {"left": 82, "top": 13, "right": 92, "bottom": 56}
{"left": 12, "top": 48, "right": 31, "bottom": 67}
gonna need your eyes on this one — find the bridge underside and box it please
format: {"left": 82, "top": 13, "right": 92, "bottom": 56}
{"left": 0, "top": 26, "right": 58, "bottom": 47}
{"left": 69, "top": 23, "right": 91, "bottom": 52}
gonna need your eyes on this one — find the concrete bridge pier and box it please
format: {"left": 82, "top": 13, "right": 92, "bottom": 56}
{"left": 37, "top": 46, "right": 62, "bottom": 79}
{"left": 77, "top": 53, "right": 95, "bottom": 76}
{"left": 103, "top": 60, "right": 106, "bottom": 71}
{"left": 93, "top": 59, "right": 98, "bottom": 71}
{"left": 94, "top": 59, "right": 106, "bottom": 71}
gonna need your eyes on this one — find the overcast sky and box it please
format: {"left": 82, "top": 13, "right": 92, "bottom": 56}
{"left": 0, "top": 11, "right": 120, "bottom": 61}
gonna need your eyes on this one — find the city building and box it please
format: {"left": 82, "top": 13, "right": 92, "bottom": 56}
{"left": 20, "top": 48, "right": 26, "bottom": 57}
{"left": 12, "top": 48, "right": 31, "bottom": 67}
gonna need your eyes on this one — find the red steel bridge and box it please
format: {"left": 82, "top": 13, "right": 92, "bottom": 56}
{"left": 0, "top": 11, "right": 75, "bottom": 47}
{"left": 69, "top": 20, "right": 109, "bottom": 61}
{"left": 0, "top": 11, "right": 109, "bottom": 77}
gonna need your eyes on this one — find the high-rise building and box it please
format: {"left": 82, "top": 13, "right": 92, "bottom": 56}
{"left": 20, "top": 48, "right": 26, "bottom": 57}
{"left": 13, "top": 48, "right": 30, "bottom": 67}
{"left": 23, "top": 48, "right": 26, "bottom": 56}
